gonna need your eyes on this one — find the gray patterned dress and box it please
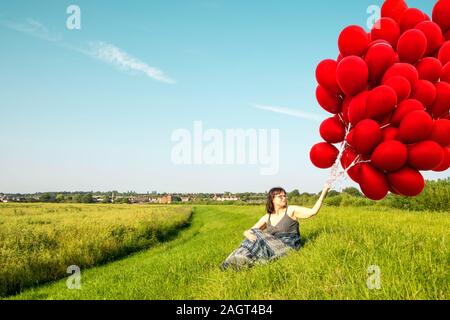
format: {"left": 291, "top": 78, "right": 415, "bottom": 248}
{"left": 220, "top": 207, "right": 301, "bottom": 271}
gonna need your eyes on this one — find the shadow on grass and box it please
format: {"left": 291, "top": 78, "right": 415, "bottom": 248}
{"left": 299, "top": 229, "right": 323, "bottom": 248}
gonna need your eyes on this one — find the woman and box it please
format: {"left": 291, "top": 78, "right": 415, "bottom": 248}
{"left": 220, "top": 184, "right": 331, "bottom": 271}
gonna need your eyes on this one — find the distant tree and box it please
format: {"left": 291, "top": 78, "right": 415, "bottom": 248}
{"left": 81, "top": 194, "right": 94, "bottom": 203}
{"left": 39, "top": 193, "right": 55, "bottom": 202}
{"left": 55, "top": 194, "right": 65, "bottom": 203}
{"left": 115, "top": 197, "right": 129, "bottom": 204}
{"left": 342, "top": 187, "right": 362, "bottom": 197}
{"left": 288, "top": 189, "right": 300, "bottom": 198}
{"left": 102, "top": 196, "right": 111, "bottom": 203}
{"left": 172, "top": 196, "right": 182, "bottom": 202}
{"left": 74, "top": 194, "right": 84, "bottom": 203}
{"left": 300, "top": 192, "right": 314, "bottom": 197}
{"left": 327, "top": 190, "right": 340, "bottom": 197}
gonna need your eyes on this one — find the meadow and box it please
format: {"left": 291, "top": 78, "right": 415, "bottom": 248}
{"left": 0, "top": 203, "right": 193, "bottom": 297}
{"left": 2, "top": 204, "right": 449, "bottom": 300}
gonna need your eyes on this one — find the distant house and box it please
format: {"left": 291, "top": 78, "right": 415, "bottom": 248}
{"left": 131, "top": 196, "right": 152, "bottom": 204}
{"left": 213, "top": 194, "right": 240, "bottom": 202}
{"left": 92, "top": 196, "right": 104, "bottom": 203}
{"left": 0, "top": 196, "right": 26, "bottom": 202}
{"left": 158, "top": 195, "right": 172, "bottom": 204}
{"left": 180, "top": 196, "right": 190, "bottom": 202}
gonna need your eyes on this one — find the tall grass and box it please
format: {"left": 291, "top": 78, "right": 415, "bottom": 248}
{"left": 322, "top": 178, "right": 450, "bottom": 212}
{"left": 8, "top": 205, "right": 450, "bottom": 300}
{"left": 0, "top": 203, "right": 192, "bottom": 297}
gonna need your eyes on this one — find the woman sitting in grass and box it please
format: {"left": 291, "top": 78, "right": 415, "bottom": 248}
{"left": 220, "top": 184, "right": 331, "bottom": 271}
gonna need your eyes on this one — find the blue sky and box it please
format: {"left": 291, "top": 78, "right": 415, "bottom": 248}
{"left": 0, "top": 0, "right": 446, "bottom": 194}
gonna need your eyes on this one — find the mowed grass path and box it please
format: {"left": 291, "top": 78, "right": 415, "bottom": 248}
{"left": 9, "top": 205, "right": 450, "bottom": 300}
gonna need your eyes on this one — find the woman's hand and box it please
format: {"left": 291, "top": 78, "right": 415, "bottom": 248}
{"left": 322, "top": 183, "right": 331, "bottom": 195}
{"left": 244, "top": 230, "right": 257, "bottom": 242}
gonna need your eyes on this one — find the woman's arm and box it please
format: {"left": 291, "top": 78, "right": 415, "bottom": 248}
{"left": 243, "top": 215, "right": 268, "bottom": 241}
{"left": 290, "top": 184, "right": 331, "bottom": 220}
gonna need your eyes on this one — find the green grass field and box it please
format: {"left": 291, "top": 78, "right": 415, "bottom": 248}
{"left": 0, "top": 203, "right": 192, "bottom": 297}
{"left": 2, "top": 204, "right": 449, "bottom": 300}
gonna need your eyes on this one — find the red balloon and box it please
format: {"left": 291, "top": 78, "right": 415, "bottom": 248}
{"left": 394, "top": 53, "right": 400, "bottom": 63}
{"left": 432, "top": 0, "right": 450, "bottom": 33}
{"left": 374, "top": 113, "right": 392, "bottom": 127}
{"left": 370, "top": 140, "right": 408, "bottom": 172}
{"left": 410, "top": 80, "right": 437, "bottom": 107}
{"left": 429, "top": 82, "right": 450, "bottom": 118}
{"left": 415, "top": 21, "right": 444, "bottom": 56}
{"left": 399, "top": 8, "right": 426, "bottom": 32}
{"left": 353, "top": 119, "right": 382, "bottom": 154}
{"left": 365, "top": 42, "right": 396, "bottom": 85}
{"left": 348, "top": 91, "right": 368, "bottom": 126}
{"left": 438, "top": 41, "right": 450, "bottom": 65}
{"left": 366, "top": 85, "right": 397, "bottom": 118}
{"left": 433, "top": 147, "right": 450, "bottom": 171}
{"left": 397, "top": 29, "right": 427, "bottom": 64}
{"left": 407, "top": 140, "right": 445, "bottom": 170}
{"left": 336, "top": 56, "right": 369, "bottom": 96}
{"left": 316, "top": 59, "right": 341, "bottom": 94}
{"left": 381, "top": 126, "right": 399, "bottom": 142}
{"left": 341, "top": 147, "right": 361, "bottom": 183}
{"left": 368, "top": 39, "right": 391, "bottom": 47}
{"left": 415, "top": 57, "right": 442, "bottom": 83}
{"left": 382, "top": 0, "right": 408, "bottom": 23}
{"left": 391, "top": 99, "right": 425, "bottom": 126}
{"left": 320, "top": 116, "right": 346, "bottom": 144}
{"left": 429, "top": 119, "right": 450, "bottom": 147}
{"left": 370, "top": 17, "right": 401, "bottom": 48}
{"left": 346, "top": 128, "right": 355, "bottom": 147}
{"left": 389, "top": 185, "right": 403, "bottom": 195}
{"left": 316, "top": 85, "right": 342, "bottom": 114}
{"left": 382, "top": 63, "right": 419, "bottom": 88}
{"left": 340, "top": 97, "right": 351, "bottom": 125}
{"left": 442, "top": 63, "right": 450, "bottom": 83}
{"left": 338, "top": 25, "right": 370, "bottom": 57}
{"left": 359, "top": 163, "right": 389, "bottom": 200}
{"left": 310, "top": 142, "right": 339, "bottom": 169}
{"left": 398, "top": 110, "right": 433, "bottom": 143}
{"left": 387, "top": 167, "right": 425, "bottom": 196}
{"left": 382, "top": 76, "right": 411, "bottom": 101}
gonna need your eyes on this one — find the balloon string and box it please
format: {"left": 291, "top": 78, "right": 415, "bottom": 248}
{"left": 325, "top": 122, "right": 371, "bottom": 190}
{"left": 326, "top": 123, "right": 351, "bottom": 189}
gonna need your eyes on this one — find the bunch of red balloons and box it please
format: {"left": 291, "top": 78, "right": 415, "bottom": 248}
{"left": 310, "top": 0, "right": 450, "bottom": 200}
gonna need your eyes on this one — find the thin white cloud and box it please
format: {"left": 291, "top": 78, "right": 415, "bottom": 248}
{"left": 0, "top": 18, "right": 62, "bottom": 42}
{"left": 84, "top": 42, "right": 176, "bottom": 84}
{"left": 0, "top": 18, "right": 175, "bottom": 84}
{"left": 252, "top": 104, "right": 322, "bottom": 121}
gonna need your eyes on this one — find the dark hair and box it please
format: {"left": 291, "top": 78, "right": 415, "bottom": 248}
{"left": 266, "top": 187, "right": 286, "bottom": 214}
